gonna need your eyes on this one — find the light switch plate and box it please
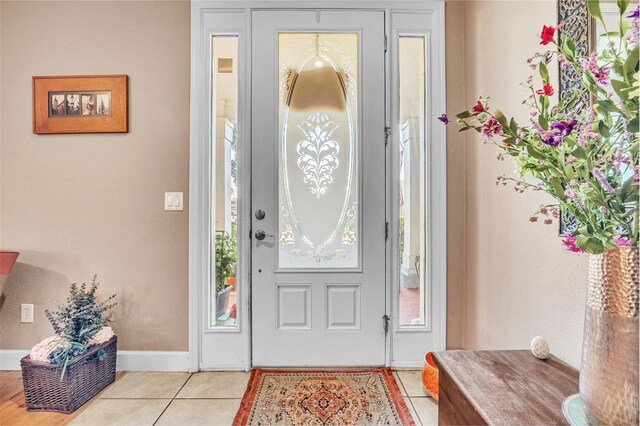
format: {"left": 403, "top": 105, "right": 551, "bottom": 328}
{"left": 164, "top": 192, "right": 184, "bottom": 211}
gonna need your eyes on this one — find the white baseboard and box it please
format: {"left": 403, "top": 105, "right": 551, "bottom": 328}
{"left": 198, "top": 362, "right": 248, "bottom": 371}
{"left": 0, "top": 349, "right": 189, "bottom": 372}
{"left": 0, "top": 350, "right": 29, "bottom": 370}
{"left": 391, "top": 360, "right": 425, "bottom": 369}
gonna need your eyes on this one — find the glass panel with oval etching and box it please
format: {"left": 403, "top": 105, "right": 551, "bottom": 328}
{"left": 278, "top": 33, "right": 359, "bottom": 269}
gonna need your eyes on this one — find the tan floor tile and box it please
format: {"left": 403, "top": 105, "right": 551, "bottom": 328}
{"left": 411, "top": 397, "right": 438, "bottom": 425}
{"left": 155, "top": 399, "right": 241, "bottom": 425}
{"left": 70, "top": 398, "right": 170, "bottom": 425}
{"left": 396, "top": 370, "right": 427, "bottom": 397}
{"left": 176, "top": 372, "right": 250, "bottom": 399}
{"left": 403, "top": 397, "right": 420, "bottom": 425}
{"left": 99, "top": 372, "right": 191, "bottom": 399}
{"left": 394, "top": 372, "right": 407, "bottom": 397}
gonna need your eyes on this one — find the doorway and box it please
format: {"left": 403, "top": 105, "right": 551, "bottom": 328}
{"left": 251, "top": 10, "right": 386, "bottom": 366}
{"left": 189, "top": 1, "right": 447, "bottom": 372}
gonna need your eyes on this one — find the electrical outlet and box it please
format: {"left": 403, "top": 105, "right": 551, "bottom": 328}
{"left": 21, "top": 304, "right": 34, "bottom": 323}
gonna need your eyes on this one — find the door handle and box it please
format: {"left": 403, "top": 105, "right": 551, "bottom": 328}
{"left": 254, "top": 230, "right": 274, "bottom": 241}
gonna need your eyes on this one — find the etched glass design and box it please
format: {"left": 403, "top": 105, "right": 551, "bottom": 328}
{"left": 278, "top": 33, "right": 359, "bottom": 268}
{"left": 397, "top": 37, "right": 427, "bottom": 327}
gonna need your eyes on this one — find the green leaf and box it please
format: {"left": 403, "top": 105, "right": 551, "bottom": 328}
{"left": 494, "top": 110, "right": 509, "bottom": 129}
{"left": 539, "top": 62, "right": 549, "bottom": 83}
{"left": 565, "top": 36, "right": 576, "bottom": 58}
{"left": 538, "top": 114, "right": 549, "bottom": 130}
{"left": 618, "top": 0, "right": 630, "bottom": 15}
{"left": 623, "top": 44, "right": 639, "bottom": 76}
{"left": 621, "top": 19, "right": 630, "bottom": 36}
{"left": 577, "top": 235, "right": 605, "bottom": 254}
{"left": 527, "top": 145, "right": 546, "bottom": 160}
{"left": 456, "top": 111, "right": 472, "bottom": 119}
{"left": 502, "top": 136, "right": 517, "bottom": 145}
{"left": 550, "top": 177, "right": 565, "bottom": 200}
{"left": 620, "top": 176, "right": 634, "bottom": 202}
{"left": 571, "top": 146, "right": 588, "bottom": 161}
{"left": 597, "top": 99, "right": 617, "bottom": 113}
{"left": 611, "top": 79, "right": 630, "bottom": 100}
{"left": 598, "top": 120, "right": 610, "bottom": 137}
{"left": 628, "top": 116, "right": 639, "bottom": 133}
{"left": 587, "top": 0, "right": 602, "bottom": 20}
{"left": 509, "top": 118, "right": 518, "bottom": 135}
{"left": 560, "top": 34, "right": 575, "bottom": 60}
{"left": 541, "top": 95, "right": 549, "bottom": 111}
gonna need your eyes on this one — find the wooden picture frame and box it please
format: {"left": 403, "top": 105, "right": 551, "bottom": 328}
{"left": 33, "top": 75, "right": 128, "bottom": 134}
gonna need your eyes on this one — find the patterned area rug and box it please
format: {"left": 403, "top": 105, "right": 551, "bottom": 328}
{"left": 232, "top": 368, "right": 415, "bottom": 426}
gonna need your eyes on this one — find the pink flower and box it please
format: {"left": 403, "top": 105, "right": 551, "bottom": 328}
{"left": 563, "top": 235, "right": 585, "bottom": 253}
{"left": 536, "top": 83, "right": 554, "bottom": 96}
{"left": 579, "top": 53, "right": 611, "bottom": 86}
{"left": 471, "top": 100, "right": 486, "bottom": 116}
{"left": 481, "top": 117, "right": 502, "bottom": 139}
{"left": 613, "top": 235, "right": 632, "bottom": 247}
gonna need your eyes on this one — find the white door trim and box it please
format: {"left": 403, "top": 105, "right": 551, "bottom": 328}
{"left": 189, "top": 0, "right": 446, "bottom": 372}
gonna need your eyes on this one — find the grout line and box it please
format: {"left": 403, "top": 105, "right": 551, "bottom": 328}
{"left": 152, "top": 373, "right": 193, "bottom": 426}
{"left": 172, "top": 397, "right": 244, "bottom": 400}
{"left": 407, "top": 397, "right": 423, "bottom": 426}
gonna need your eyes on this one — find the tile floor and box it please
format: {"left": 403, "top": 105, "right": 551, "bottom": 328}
{"left": 70, "top": 370, "right": 437, "bottom": 425}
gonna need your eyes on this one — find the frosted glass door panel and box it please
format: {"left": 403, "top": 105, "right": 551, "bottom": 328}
{"left": 278, "top": 33, "right": 359, "bottom": 269}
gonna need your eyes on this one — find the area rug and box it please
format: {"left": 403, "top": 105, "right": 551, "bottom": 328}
{"left": 232, "top": 368, "right": 415, "bottom": 426}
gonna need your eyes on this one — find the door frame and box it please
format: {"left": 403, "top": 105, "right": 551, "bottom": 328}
{"left": 189, "top": 0, "right": 446, "bottom": 372}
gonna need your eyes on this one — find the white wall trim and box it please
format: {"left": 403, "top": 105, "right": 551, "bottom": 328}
{"left": 0, "top": 350, "right": 189, "bottom": 372}
{"left": 0, "top": 350, "right": 29, "bottom": 371}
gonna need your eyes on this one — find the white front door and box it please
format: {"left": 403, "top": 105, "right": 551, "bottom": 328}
{"left": 251, "top": 10, "right": 387, "bottom": 366}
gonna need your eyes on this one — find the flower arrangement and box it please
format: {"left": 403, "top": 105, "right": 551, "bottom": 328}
{"left": 443, "top": 1, "right": 639, "bottom": 254}
{"left": 43, "top": 275, "right": 116, "bottom": 377}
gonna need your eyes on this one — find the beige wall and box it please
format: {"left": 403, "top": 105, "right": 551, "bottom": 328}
{"left": 1, "top": 0, "right": 588, "bottom": 367}
{"left": 455, "top": 0, "right": 589, "bottom": 367}
{"left": 0, "top": 1, "right": 191, "bottom": 351}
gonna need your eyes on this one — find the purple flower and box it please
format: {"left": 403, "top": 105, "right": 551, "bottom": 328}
{"left": 579, "top": 53, "right": 612, "bottom": 86}
{"left": 540, "top": 131, "right": 564, "bottom": 147}
{"left": 437, "top": 114, "right": 449, "bottom": 125}
{"left": 550, "top": 119, "right": 578, "bottom": 136}
{"left": 592, "top": 168, "right": 615, "bottom": 195}
{"left": 628, "top": 6, "right": 639, "bottom": 19}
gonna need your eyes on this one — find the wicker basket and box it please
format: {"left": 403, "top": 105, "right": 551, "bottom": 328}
{"left": 20, "top": 336, "right": 117, "bottom": 413}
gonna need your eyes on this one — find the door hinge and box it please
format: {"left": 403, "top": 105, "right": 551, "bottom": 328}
{"left": 384, "top": 35, "right": 388, "bottom": 52}
{"left": 383, "top": 314, "right": 390, "bottom": 334}
{"left": 385, "top": 222, "right": 389, "bottom": 240}
{"left": 384, "top": 126, "right": 390, "bottom": 146}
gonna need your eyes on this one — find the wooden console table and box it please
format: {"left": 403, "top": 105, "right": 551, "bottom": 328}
{"left": 432, "top": 350, "right": 579, "bottom": 425}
